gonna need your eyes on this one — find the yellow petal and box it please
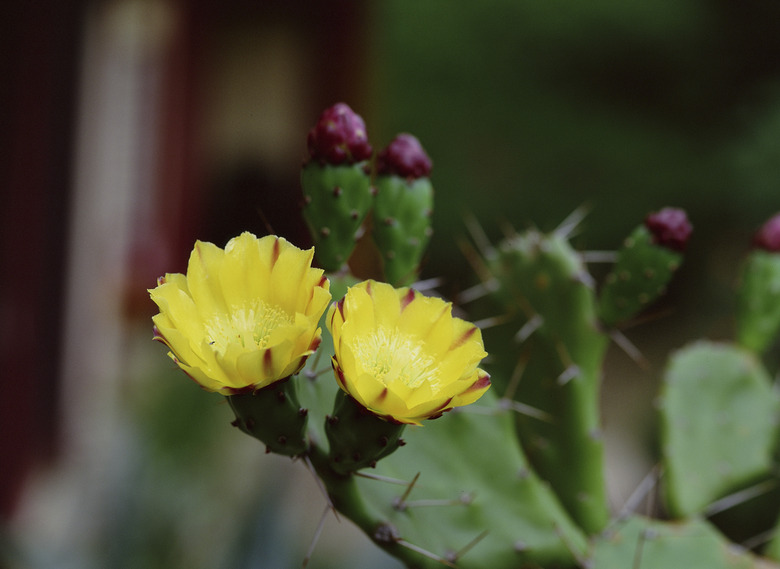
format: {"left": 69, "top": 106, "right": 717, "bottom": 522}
{"left": 149, "top": 232, "right": 331, "bottom": 393}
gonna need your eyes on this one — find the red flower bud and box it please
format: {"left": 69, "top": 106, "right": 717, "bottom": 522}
{"left": 752, "top": 213, "right": 780, "bottom": 252}
{"left": 644, "top": 207, "right": 692, "bottom": 252}
{"left": 306, "top": 103, "right": 373, "bottom": 165}
{"left": 376, "top": 133, "right": 432, "bottom": 179}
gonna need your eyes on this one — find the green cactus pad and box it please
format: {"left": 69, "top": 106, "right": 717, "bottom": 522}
{"left": 487, "top": 230, "right": 610, "bottom": 534}
{"left": 591, "top": 515, "right": 770, "bottom": 569}
{"left": 598, "top": 225, "right": 683, "bottom": 328}
{"left": 301, "top": 161, "right": 373, "bottom": 272}
{"left": 227, "top": 379, "right": 308, "bottom": 456}
{"left": 736, "top": 250, "right": 780, "bottom": 354}
{"left": 294, "top": 308, "right": 588, "bottom": 569}
{"left": 307, "top": 390, "right": 589, "bottom": 569}
{"left": 372, "top": 175, "right": 434, "bottom": 286}
{"left": 659, "top": 341, "right": 780, "bottom": 518}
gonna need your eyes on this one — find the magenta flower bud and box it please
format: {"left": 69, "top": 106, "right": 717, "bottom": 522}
{"left": 644, "top": 207, "right": 692, "bottom": 252}
{"left": 306, "top": 102, "right": 373, "bottom": 165}
{"left": 752, "top": 213, "right": 780, "bottom": 252}
{"left": 376, "top": 133, "right": 432, "bottom": 179}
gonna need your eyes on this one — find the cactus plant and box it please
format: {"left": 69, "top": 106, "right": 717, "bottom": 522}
{"left": 149, "top": 107, "right": 780, "bottom": 569}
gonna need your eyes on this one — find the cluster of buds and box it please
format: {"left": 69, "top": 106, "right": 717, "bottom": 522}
{"left": 301, "top": 103, "right": 434, "bottom": 286}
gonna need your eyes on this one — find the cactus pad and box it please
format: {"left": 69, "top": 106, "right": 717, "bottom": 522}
{"left": 659, "top": 341, "right": 780, "bottom": 518}
{"left": 591, "top": 515, "right": 767, "bottom": 569}
{"left": 598, "top": 224, "right": 683, "bottom": 327}
{"left": 301, "top": 162, "right": 374, "bottom": 271}
{"left": 735, "top": 250, "right": 780, "bottom": 354}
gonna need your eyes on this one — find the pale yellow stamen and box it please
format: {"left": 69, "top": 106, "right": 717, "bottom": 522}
{"left": 352, "top": 327, "right": 439, "bottom": 389}
{"left": 205, "top": 300, "right": 292, "bottom": 353}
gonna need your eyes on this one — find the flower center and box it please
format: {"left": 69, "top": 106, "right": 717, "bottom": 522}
{"left": 205, "top": 300, "right": 293, "bottom": 353}
{"left": 352, "top": 327, "right": 439, "bottom": 389}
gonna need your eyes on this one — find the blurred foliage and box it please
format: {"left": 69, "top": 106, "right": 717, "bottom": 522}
{"left": 369, "top": 0, "right": 780, "bottom": 298}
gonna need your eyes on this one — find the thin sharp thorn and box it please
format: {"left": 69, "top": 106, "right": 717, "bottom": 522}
{"left": 404, "top": 493, "right": 473, "bottom": 509}
{"left": 740, "top": 527, "right": 776, "bottom": 551}
{"left": 395, "top": 472, "right": 421, "bottom": 509}
{"left": 576, "top": 270, "right": 596, "bottom": 289}
{"left": 450, "top": 404, "right": 499, "bottom": 416}
{"left": 463, "top": 212, "right": 495, "bottom": 258}
{"left": 412, "top": 277, "right": 444, "bottom": 291}
{"left": 580, "top": 250, "right": 618, "bottom": 263}
{"left": 472, "top": 314, "right": 512, "bottom": 330}
{"left": 503, "top": 349, "right": 531, "bottom": 401}
{"left": 554, "top": 204, "right": 590, "bottom": 239}
{"left": 396, "top": 539, "right": 459, "bottom": 568}
{"left": 557, "top": 364, "right": 580, "bottom": 386}
{"left": 703, "top": 479, "right": 779, "bottom": 517}
{"left": 609, "top": 330, "right": 649, "bottom": 369}
{"left": 256, "top": 205, "right": 276, "bottom": 236}
{"left": 514, "top": 314, "right": 543, "bottom": 343}
{"left": 301, "top": 504, "right": 331, "bottom": 569}
{"left": 457, "top": 236, "right": 494, "bottom": 283}
{"left": 632, "top": 529, "right": 650, "bottom": 569}
{"left": 498, "top": 217, "right": 519, "bottom": 240}
{"left": 355, "top": 471, "right": 411, "bottom": 485}
{"left": 554, "top": 524, "right": 590, "bottom": 567}
{"left": 616, "top": 464, "right": 663, "bottom": 522}
{"left": 303, "top": 455, "right": 339, "bottom": 521}
{"left": 303, "top": 349, "right": 325, "bottom": 380}
{"left": 457, "top": 280, "right": 498, "bottom": 304}
{"left": 500, "top": 399, "right": 555, "bottom": 423}
{"left": 450, "top": 529, "right": 489, "bottom": 562}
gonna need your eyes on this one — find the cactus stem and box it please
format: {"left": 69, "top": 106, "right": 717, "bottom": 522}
{"left": 702, "top": 478, "right": 778, "bottom": 517}
{"left": 514, "top": 313, "right": 544, "bottom": 343}
{"left": 395, "top": 539, "right": 459, "bottom": 568}
{"left": 446, "top": 529, "right": 489, "bottom": 564}
{"left": 301, "top": 504, "right": 331, "bottom": 569}
{"left": 608, "top": 330, "right": 649, "bottom": 369}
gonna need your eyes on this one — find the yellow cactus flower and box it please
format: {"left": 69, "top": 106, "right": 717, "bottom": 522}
{"left": 327, "top": 280, "right": 490, "bottom": 425}
{"left": 150, "top": 232, "right": 331, "bottom": 394}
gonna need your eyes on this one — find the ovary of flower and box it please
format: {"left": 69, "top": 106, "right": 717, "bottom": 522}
{"left": 328, "top": 280, "right": 490, "bottom": 425}
{"left": 149, "top": 232, "right": 331, "bottom": 394}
